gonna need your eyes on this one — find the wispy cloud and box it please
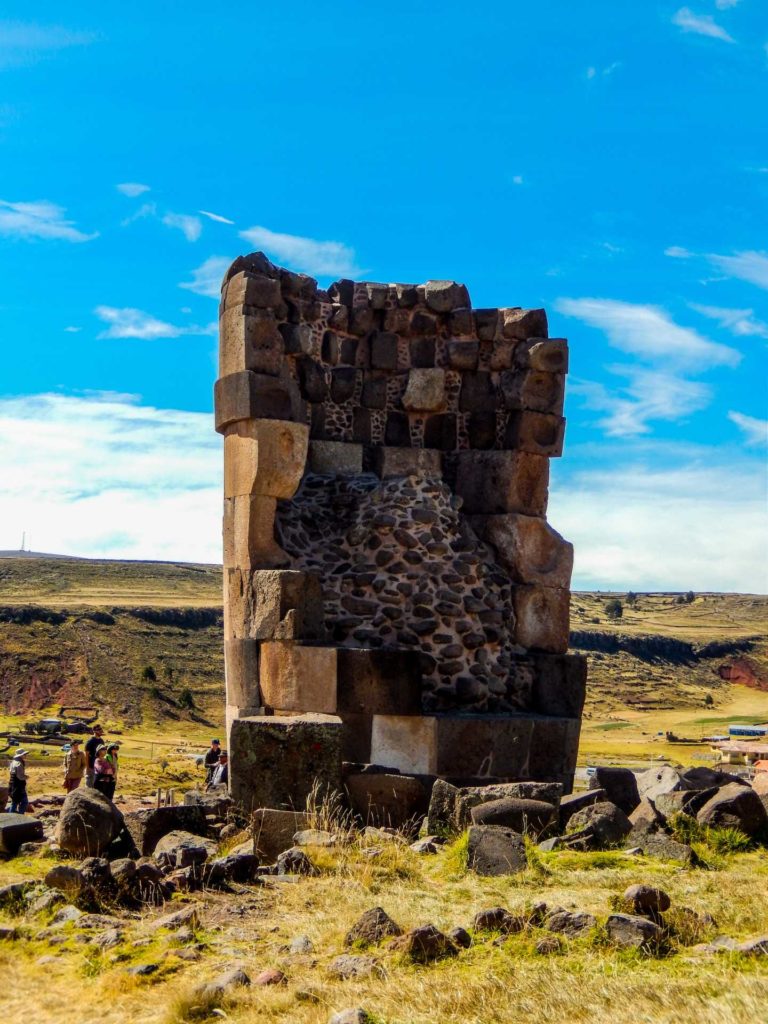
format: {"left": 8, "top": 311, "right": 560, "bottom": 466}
{"left": 179, "top": 256, "right": 231, "bottom": 299}
{"left": 239, "top": 225, "right": 361, "bottom": 277}
{"left": 0, "top": 199, "right": 97, "bottom": 243}
{"left": 120, "top": 201, "right": 156, "bottom": 228}
{"left": 94, "top": 306, "right": 215, "bottom": 340}
{"left": 199, "top": 209, "right": 234, "bottom": 225}
{"left": 557, "top": 298, "right": 741, "bottom": 438}
{"left": 555, "top": 297, "right": 740, "bottom": 370}
{"left": 162, "top": 212, "right": 202, "bottom": 242}
{"left": 715, "top": 0, "right": 740, "bottom": 9}
{"left": 728, "top": 411, "right": 768, "bottom": 447}
{"left": 672, "top": 7, "right": 734, "bottom": 42}
{"left": 116, "top": 182, "right": 150, "bottom": 198}
{"left": 707, "top": 250, "right": 768, "bottom": 290}
{"left": 664, "top": 245, "right": 692, "bottom": 259}
{"left": 586, "top": 62, "right": 621, "bottom": 80}
{"left": 553, "top": 449, "right": 767, "bottom": 592}
{"left": 63, "top": 326, "right": 81, "bottom": 334}
{"left": 0, "top": 21, "right": 98, "bottom": 68}
{"left": 0, "top": 392, "right": 220, "bottom": 562}
{"left": 690, "top": 303, "right": 768, "bottom": 339}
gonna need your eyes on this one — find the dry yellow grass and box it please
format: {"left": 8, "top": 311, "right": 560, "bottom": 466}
{"left": 2, "top": 839, "right": 768, "bottom": 1024}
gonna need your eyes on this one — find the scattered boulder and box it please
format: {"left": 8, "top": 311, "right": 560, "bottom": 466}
{"left": 329, "top": 1010, "right": 373, "bottom": 1024}
{"left": 80, "top": 857, "right": 115, "bottom": 892}
{"left": 566, "top": 801, "right": 632, "bottom": 850}
{"left": 623, "top": 884, "right": 671, "bottom": 915}
{"left": 605, "top": 913, "right": 664, "bottom": 951}
{"left": 154, "top": 830, "right": 217, "bottom": 870}
{"left": 205, "top": 851, "right": 259, "bottom": 886}
{"left": 276, "top": 847, "right": 317, "bottom": 876}
{"left": 681, "top": 767, "right": 747, "bottom": 790}
{"left": 467, "top": 825, "right": 527, "bottom": 876}
{"left": 636, "top": 766, "right": 684, "bottom": 802}
{"left": 149, "top": 904, "right": 200, "bottom": 931}
{"left": 345, "top": 907, "right": 402, "bottom": 946}
{"left": 653, "top": 788, "right": 717, "bottom": 821}
{"left": 535, "top": 935, "right": 561, "bottom": 954}
{"left": 0, "top": 812, "right": 44, "bottom": 854}
{"left": 588, "top": 768, "right": 639, "bottom": 815}
{"left": 428, "top": 779, "right": 562, "bottom": 835}
{"left": 473, "top": 907, "right": 525, "bottom": 934}
{"left": 640, "top": 835, "right": 694, "bottom": 864}
{"left": 469, "top": 797, "right": 557, "bottom": 837}
{"left": 200, "top": 967, "right": 250, "bottom": 999}
{"left": 252, "top": 808, "right": 311, "bottom": 860}
{"left": 56, "top": 789, "right": 124, "bottom": 857}
{"left": 738, "top": 935, "right": 768, "bottom": 956}
{"left": 545, "top": 910, "right": 596, "bottom": 936}
{"left": 409, "top": 836, "right": 445, "bottom": 854}
{"left": 329, "top": 954, "right": 379, "bottom": 980}
{"left": 537, "top": 836, "right": 562, "bottom": 852}
{"left": 126, "top": 963, "right": 159, "bottom": 976}
{"left": 123, "top": 806, "right": 209, "bottom": 857}
{"left": 294, "top": 829, "right": 335, "bottom": 847}
{"left": 44, "top": 864, "right": 84, "bottom": 897}
{"left": 390, "top": 924, "right": 458, "bottom": 962}
{"left": 696, "top": 783, "right": 767, "bottom": 836}
{"left": 628, "top": 798, "right": 664, "bottom": 836}
{"left": 110, "top": 858, "right": 137, "bottom": 887}
{"left": 289, "top": 935, "right": 314, "bottom": 954}
{"left": 448, "top": 926, "right": 472, "bottom": 948}
{"left": 92, "top": 927, "right": 123, "bottom": 949}
{"left": 255, "top": 968, "right": 287, "bottom": 985}
{"left": 558, "top": 789, "right": 606, "bottom": 831}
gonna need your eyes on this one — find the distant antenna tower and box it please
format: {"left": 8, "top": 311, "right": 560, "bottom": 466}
{"left": 21, "top": 531, "right": 25, "bottom": 552}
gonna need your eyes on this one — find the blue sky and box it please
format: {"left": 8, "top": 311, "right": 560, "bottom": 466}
{"left": 0, "top": 2, "right": 766, "bottom": 591}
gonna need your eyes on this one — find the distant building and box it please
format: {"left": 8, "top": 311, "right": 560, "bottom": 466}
{"left": 728, "top": 724, "right": 768, "bottom": 738}
{"left": 712, "top": 740, "right": 768, "bottom": 766}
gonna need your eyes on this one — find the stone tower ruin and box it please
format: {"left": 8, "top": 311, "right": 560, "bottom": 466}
{"left": 216, "top": 251, "right": 586, "bottom": 815}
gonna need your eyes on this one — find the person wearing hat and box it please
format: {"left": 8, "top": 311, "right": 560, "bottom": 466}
{"left": 93, "top": 744, "right": 116, "bottom": 800}
{"left": 204, "top": 738, "right": 221, "bottom": 786}
{"left": 84, "top": 724, "right": 104, "bottom": 788}
{"left": 9, "top": 748, "right": 29, "bottom": 814}
{"left": 105, "top": 742, "right": 120, "bottom": 799}
{"left": 208, "top": 750, "right": 228, "bottom": 790}
{"left": 63, "top": 739, "right": 87, "bottom": 793}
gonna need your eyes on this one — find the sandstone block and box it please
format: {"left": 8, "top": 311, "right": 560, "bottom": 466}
{"left": 214, "top": 371, "right": 301, "bottom": 433}
{"left": 259, "top": 642, "right": 338, "bottom": 714}
{"left": 424, "top": 280, "right": 470, "bottom": 313}
{"left": 229, "top": 714, "right": 343, "bottom": 812}
{"left": 500, "top": 369, "right": 565, "bottom": 416}
{"left": 340, "top": 712, "right": 373, "bottom": 763}
{"left": 251, "top": 808, "right": 310, "bottom": 860}
{"left": 503, "top": 411, "right": 565, "bottom": 457}
{"left": 223, "top": 419, "right": 308, "bottom": 499}
{"left": 344, "top": 772, "right": 431, "bottom": 828}
{"left": 370, "top": 716, "right": 437, "bottom": 775}
{"left": 527, "top": 716, "right": 581, "bottom": 787}
{"left": 224, "top": 494, "right": 287, "bottom": 569}
{"left": 371, "top": 447, "right": 442, "bottom": 479}
{"left": 219, "top": 306, "right": 283, "bottom": 376}
{"left": 500, "top": 307, "right": 548, "bottom": 340}
{"left": 515, "top": 338, "right": 569, "bottom": 374}
{"left": 446, "top": 339, "right": 479, "bottom": 370}
{"left": 309, "top": 440, "right": 363, "bottom": 475}
{"left": 225, "top": 568, "right": 324, "bottom": 642}
{"left": 472, "top": 513, "right": 573, "bottom": 588}
{"left": 455, "top": 451, "right": 549, "bottom": 516}
{"left": 337, "top": 648, "right": 422, "bottom": 716}
{"left": 222, "top": 270, "right": 282, "bottom": 311}
{"left": 402, "top": 368, "right": 446, "bottom": 411}
{"left": 432, "top": 715, "right": 535, "bottom": 777}
{"left": 527, "top": 652, "right": 587, "bottom": 719}
{"left": 513, "top": 585, "right": 570, "bottom": 653}
{"left": 224, "top": 639, "right": 260, "bottom": 709}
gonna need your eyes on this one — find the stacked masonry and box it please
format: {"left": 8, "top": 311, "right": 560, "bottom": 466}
{"left": 216, "top": 251, "right": 587, "bottom": 814}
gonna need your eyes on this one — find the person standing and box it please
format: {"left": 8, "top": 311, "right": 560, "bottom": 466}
{"left": 84, "top": 724, "right": 104, "bottom": 787}
{"left": 63, "top": 739, "right": 86, "bottom": 792}
{"left": 208, "top": 750, "right": 228, "bottom": 789}
{"left": 93, "top": 744, "right": 115, "bottom": 800}
{"left": 105, "top": 743, "right": 120, "bottom": 800}
{"left": 204, "top": 738, "right": 221, "bottom": 786}
{"left": 9, "top": 748, "right": 29, "bottom": 814}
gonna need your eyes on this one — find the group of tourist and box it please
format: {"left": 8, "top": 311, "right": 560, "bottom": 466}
{"left": 5, "top": 723, "right": 120, "bottom": 813}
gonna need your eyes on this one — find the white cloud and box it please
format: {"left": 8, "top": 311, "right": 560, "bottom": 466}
{"left": 664, "top": 245, "right": 692, "bottom": 259}
{"left": 116, "top": 182, "right": 150, "bottom": 198}
{"left": 0, "top": 392, "right": 220, "bottom": 562}
{"left": 672, "top": 7, "right": 734, "bottom": 42}
{"left": 571, "top": 368, "right": 711, "bottom": 437}
{"left": 94, "top": 306, "right": 215, "bottom": 340}
{"left": 715, "top": 0, "right": 740, "bottom": 9}
{"left": 728, "top": 411, "right": 768, "bottom": 447}
{"left": 555, "top": 297, "right": 740, "bottom": 370}
{"left": 120, "top": 201, "right": 156, "bottom": 228}
{"left": 199, "top": 209, "right": 234, "bottom": 225}
{"left": 239, "top": 225, "right": 361, "bottom": 277}
{"left": 0, "top": 22, "right": 97, "bottom": 67}
{"left": 707, "top": 250, "right": 768, "bottom": 290}
{"left": 586, "top": 62, "right": 620, "bottom": 79}
{"left": 0, "top": 199, "right": 97, "bottom": 243}
{"left": 162, "top": 211, "right": 202, "bottom": 242}
{"left": 179, "top": 256, "right": 231, "bottom": 299}
{"left": 511, "top": 175, "right": 524, "bottom": 186}
{"left": 63, "top": 326, "right": 81, "bottom": 333}
{"left": 690, "top": 303, "right": 768, "bottom": 338}
{"left": 552, "top": 454, "right": 767, "bottom": 592}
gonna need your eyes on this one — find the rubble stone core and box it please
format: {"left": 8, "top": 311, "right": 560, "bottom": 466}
{"left": 216, "top": 252, "right": 586, "bottom": 812}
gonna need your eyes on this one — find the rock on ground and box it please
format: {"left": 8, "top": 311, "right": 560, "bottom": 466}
{"left": 696, "top": 783, "right": 768, "bottom": 836}
{"left": 200, "top": 967, "right": 251, "bottom": 998}
{"left": 566, "top": 801, "right": 632, "bottom": 849}
{"left": 467, "top": 825, "right": 527, "bottom": 876}
{"left": 0, "top": 812, "right": 44, "bottom": 854}
{"left": 56, "top": 789, "right": 124, "bottom": 857}
{"left": 606, "top": 913, "right": 664, "bottom": 951}
{"left": 588, "top": 768, "right": 639, "bottom": 815}
{"left": 345, "top": 907, "right": 402, "bottom": 946}
{"left": 389, "top": 924, "right": 457, "bottom": 962}
{"left": 623, "top": 884, "right": 671, "bottom": 914}
{"left": 469, "top": 797, "right": 557, "bottom": 837}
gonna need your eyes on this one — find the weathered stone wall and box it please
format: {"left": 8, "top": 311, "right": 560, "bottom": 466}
{"left": 216, "top": 251, "right": 586, "bottom": 810}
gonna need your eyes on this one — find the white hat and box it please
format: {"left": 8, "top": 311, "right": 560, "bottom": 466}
{"left": 14, "top": 748, "right": 29, "bottom": 758}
